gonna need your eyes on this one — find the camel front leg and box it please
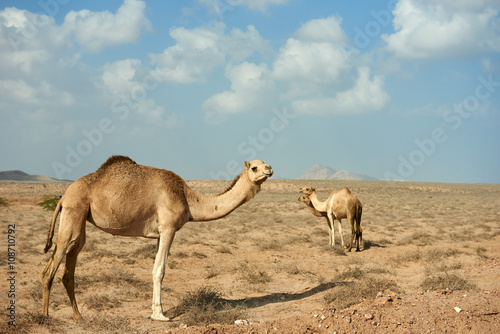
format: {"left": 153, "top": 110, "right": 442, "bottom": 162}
{"left": 323, "top": 217, "right": 332, "bottom": 246}
{"left": 151, "top": 228, "right": 176, "bottom": 321}
{"left": 327, "top": 212, "right": 335, "bottom": 246}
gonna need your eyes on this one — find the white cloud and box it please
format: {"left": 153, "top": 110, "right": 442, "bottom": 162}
{"left": 294, "top": 16, "right": 347, "bottom": 44}
{"left": 203, "top": 62, "right": 275, "bottom": 121}
{"left": 383, "top": 0, "right": 500, "bottom": 59}
{"left": 62, "top": 0, "right": 151, "bottom": 52}
{"left": 273, "top": 16, "right": 352, "bottom": 84}
{"left": 150, "top": 23, "right": 226, "bottom": 83}
{"left": 101, "top": 59, "right": 183, "bottom": 128}
{"left": 150, "top": 22, "right": 269, "bottom": 83}
{"left": 199, "top": 0, "right": 291, "bottom": 13}
{"left": 101, "top": 59, "right": 143, "bottom": 95}
{"left": 271, "top": 16, "right": 389, "bottom": 115}
{"left": 272, "top": 38, "right": 351, "bottom": 84}
{"left": 291, "top": 67, "right": 389, "bottom": 115}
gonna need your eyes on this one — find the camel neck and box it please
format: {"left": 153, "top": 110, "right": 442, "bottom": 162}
{"left": 308, "top": 192, "right": 328, "bottom": 212}
{"left": 185, "top": 174, "right": 260, "bottom": 221}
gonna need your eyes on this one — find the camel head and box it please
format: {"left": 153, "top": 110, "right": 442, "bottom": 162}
{"left": 244, "top": 160, "right": 273, "bottom": 184}
{"left": 299, "top": 186, "right": 316, "bottom": 196}
{"left": 298, "top": 195, "right": 311, "bottom": 204}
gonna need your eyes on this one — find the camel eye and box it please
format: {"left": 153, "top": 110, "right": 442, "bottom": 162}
{"left": 251, "top": 166, "right": 258, "bottom": 172}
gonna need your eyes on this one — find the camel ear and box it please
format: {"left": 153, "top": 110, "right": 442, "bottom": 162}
{"left": 244, "top": 161, "right": 250, "bottom": 168}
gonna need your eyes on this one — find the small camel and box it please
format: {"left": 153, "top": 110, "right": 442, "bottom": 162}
{"left": 41, "top": 155, "right": 272, "bottom": 321}
{"left": 299, "top": 186, "right": 363, "bottom": 252}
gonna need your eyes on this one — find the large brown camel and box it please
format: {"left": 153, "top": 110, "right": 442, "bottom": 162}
{"left": 41, "top": 155, "right": 273, "bottom": 321}
{"left": 299, "top": 186, "right": 363, "bottom": 252}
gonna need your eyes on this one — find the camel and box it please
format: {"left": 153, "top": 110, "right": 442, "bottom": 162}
{"left": 299, "top": 186, "right": 363, "bottom": 252}
{"left": 41, "top": 155, "right": 273, "bottom": 321}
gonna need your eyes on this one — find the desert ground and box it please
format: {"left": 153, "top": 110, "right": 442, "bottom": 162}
{"left": 1, "top": 179, "right": 499, "bottom": 333}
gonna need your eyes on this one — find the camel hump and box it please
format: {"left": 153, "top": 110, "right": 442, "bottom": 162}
{"left": 342, "top": 187, "right": 352, "bottom": 194}
{"left": 97, "top": 155, "right": 136, "bottom": 171}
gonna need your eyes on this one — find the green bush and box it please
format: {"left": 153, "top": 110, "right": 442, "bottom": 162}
{"left": 37, "top": 195, "right": 61, "bottom": 211}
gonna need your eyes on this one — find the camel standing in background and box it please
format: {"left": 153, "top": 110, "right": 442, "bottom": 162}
{"left": 42, "top": 155, "right": 273, "bottom": 321}
{"left": 300, "top": 186, "right": 363, "bottom": 252}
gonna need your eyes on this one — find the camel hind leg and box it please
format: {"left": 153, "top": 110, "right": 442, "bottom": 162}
{"left": 41, "top": 208, "right": 86, "bottom": 320}
{"left": 336, "top": 218, "right": 345, "bottom": 247}
{"left": 347, "top": 212, "right": 356, "bottom": 252}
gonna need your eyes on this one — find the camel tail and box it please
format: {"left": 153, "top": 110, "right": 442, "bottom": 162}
{"left": 44, "top": 198, "right": 62, "bottom": 254}
{"left": 355, "top": 204, "right": 363, "bottom": 233}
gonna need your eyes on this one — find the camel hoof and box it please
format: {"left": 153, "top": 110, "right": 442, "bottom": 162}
{"left": 150, "top": 313, "right": 171, "bottom": 322}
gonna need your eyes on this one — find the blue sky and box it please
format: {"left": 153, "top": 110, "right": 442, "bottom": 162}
{"left": 0, "top": 0, "right": 499, "bottom": 183}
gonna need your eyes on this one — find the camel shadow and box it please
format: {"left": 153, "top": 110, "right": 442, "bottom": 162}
{"left": 165, "top": 281, "right": 352, "bottom": 319}
{"left": 362, "top": 239, "right": 387, "bottom": 250}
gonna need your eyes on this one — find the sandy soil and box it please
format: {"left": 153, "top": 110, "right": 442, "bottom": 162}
{"left": 1, "top": 180, "right": 499, "bottom": 333}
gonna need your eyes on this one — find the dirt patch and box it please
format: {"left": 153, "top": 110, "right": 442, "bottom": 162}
{"left": 1, "top": 180, "right": 499, "bottom": 333}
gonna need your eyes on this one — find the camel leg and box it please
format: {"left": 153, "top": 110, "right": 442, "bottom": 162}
{"left": 324, "top": 217, "right": 332, "bottom": 246}
{"left": 346, "top": 214, "right": 355, "bottom": 252}
{"left": 337, "top": 218, "right": 345, "bottom": 247}
{"left": 61, "top": 231, "right": 85, "bottom": 321}
{"left": 42, "top": 246, "right": 65, "bottom": 317}
{"left": 327, "top": 212, "right": 335, "bottom": 246}
{"left": 151, "top": 228, "right": 176, "bottom": 321}
{"left": 41, "top": 209, "right": 86, "bottom": 319}
{"left": 357, "top": 226, "right": 363, "bottom": 252}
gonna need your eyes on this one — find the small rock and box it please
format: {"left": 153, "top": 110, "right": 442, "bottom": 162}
{"left": 454, "top": 307, "right": 462, "bottom": 313}
{"left": 235, "top": 319, "right": 249, "bottom": 325}
{"left": 345, "top": 316, "right": 352, "bottom": 323}
{"left": 321, "top": 315, "right": 327, "bottom": 320}
{"left": 364, "top": 313, "right": 374, "bottom": 320}
{"left": 179, "top": 323, "right": 188, "bottom": 329}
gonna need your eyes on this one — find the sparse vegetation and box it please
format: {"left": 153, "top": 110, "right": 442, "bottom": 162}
{"left": 2, "top": 180, "right": 499, "bottom": 332}
{"left": 237, "top": 263, "right": 272, "bottom": 284}
{"left": 0, "top": 197, "right": 8, "bottom": 207}
{"left": 36, "top": 195, "right": 60, "bottom": 211}
{"left": 324, "top": 276, "right": 399, "bottom": 310}
{"left": 421, "top": 272, "right": 477, "bottom": 291}
{"left": 168, "top": 286, "right": 245, "bottom": 326}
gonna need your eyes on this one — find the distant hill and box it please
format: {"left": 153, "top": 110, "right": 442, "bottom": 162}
{"left": 298, "top": 164, "right": 377, "bottom": 181}
{"left": 0, "top": 170, "right": 67, "bottom": 183}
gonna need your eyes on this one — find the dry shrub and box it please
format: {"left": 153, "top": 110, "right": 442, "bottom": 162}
{"left": 425, "top": 248, "right": 461, "bottom": 261}
{"left": 81, "top": 314, "right": 135, "bottom": 334}
{"left": 0, "top": 312, "right": 60, "bottom": 334}
{"left": 131, "top": 243, "right": 157, "bottom": 259}
{"left": 216, "top": 245, "right": 232, "bottom": 254}
{"left": 0, "top": 197, "right": 8, "bottom": 206}
{"left": 397, "top": 231, "right": 435, "bottom": 246}
{"left": 237, "top": 263, "right": 272, "bottom": 284}
{"left": 421, "top": 273, "right": 477, "bottom": 291}
{"left": 322, "top": 244, "right": 347, "bottom": 256}
{"left": 336, "top": 266, "right": 365, "bottom": 281}
{"left": 169, "top": 287, "right": 245, "bottom": 326}
{"left": 324, "top": 276, "right": 398, "bottom": 310}
{"left": 258, "top": 239, "right": 285, "bottom": 251}
{"left": 83, "top": 293, "right": 121, "bottom": 310}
